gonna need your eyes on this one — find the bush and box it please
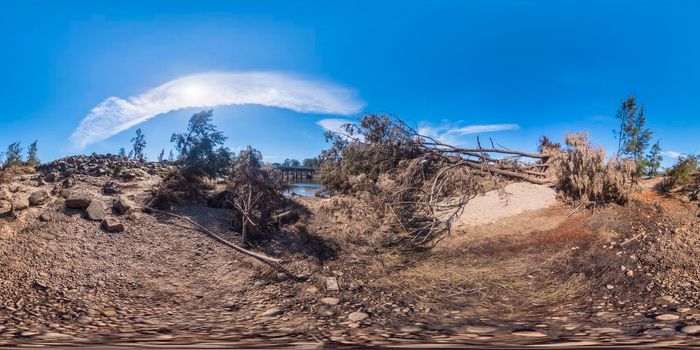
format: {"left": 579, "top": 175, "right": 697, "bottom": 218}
{"left": 663, "top": 155, "right": 698, "bottom": 190}
{"left": 554, "top": 132, "right": 635, "bottom": 207}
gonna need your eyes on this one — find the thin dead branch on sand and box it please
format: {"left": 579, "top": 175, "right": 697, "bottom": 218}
{"left": 139, "top": 205, "right": 283, "bottom": 265}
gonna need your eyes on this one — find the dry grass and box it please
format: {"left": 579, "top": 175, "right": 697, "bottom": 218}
{"left": 553, "top": 132, "right": 635, "bottom": 207}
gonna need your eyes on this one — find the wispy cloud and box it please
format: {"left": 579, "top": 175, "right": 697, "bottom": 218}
{"left": 70, "top": 72, "right": 364, "bottom": 149}
{"left": 664, "top": 151, "right": 683, "bottom": 158}
{"left": 418, "top": 123, "right": 519, "bottom": 145}
{"left": 316, "top": 118, "right": 353, "bottom": 134}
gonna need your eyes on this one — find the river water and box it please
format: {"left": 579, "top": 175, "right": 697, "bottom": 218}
{"left": 285, "top": 180, "right": 324, "bottom": 197}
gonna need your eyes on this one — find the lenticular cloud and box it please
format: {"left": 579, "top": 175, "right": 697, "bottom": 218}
{"left": 69, "top": 72, "right": 364, "bottom": 149}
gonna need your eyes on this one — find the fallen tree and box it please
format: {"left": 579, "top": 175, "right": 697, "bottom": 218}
{"left": 318, "top": 114, "right": 634, "bottom": 248}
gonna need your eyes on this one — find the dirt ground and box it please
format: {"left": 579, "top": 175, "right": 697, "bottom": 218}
{"left": 2, "top": 173, "right": 700, "bottom": 348}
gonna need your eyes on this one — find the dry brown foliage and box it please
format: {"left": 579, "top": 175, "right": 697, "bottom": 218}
{"left": 552, "top": 132, "right": 635, "bottom": 207}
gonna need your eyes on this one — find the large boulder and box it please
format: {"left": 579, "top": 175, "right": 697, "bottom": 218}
{"left": 0, "top": 187, "right": 10, "bottom": 200}
{"left": 86, "top": 200, "right": 106, "bottom": 221}
{"left": 28, "top": 189, "right": 50, "bottom": 206}
{"left": 102, "top": 218, "right": 125, "bottom": 233}
{"left": 65, "top": 192, "right": 91, "bottom": 209}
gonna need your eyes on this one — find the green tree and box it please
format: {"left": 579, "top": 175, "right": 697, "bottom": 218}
{"left": 118, "top": 147, "right": 126, "bottom": 158}
{"left": 158, "top": 149, "right": 165, "bottom": 163}
{"left": 643, "top": 140, "right": 663, "bottom": 176}
{"left": 131, "top": 128, "right": 147, "bottom": 161}
{"left": 4, "top": 142, "right": 23, "bottom": 168}
{"left": 614, "top": 96, "right": 652, "bottom": 174}
{"left": 168, "top": 149, "right": 174, "bottom": 162}
{"left": 282, "top": 158, "right": 301, "bottom": 167}
{"left": 170, "top": 110, "right": 232, "bottom": 178}
{"left": 26, "top": 140, "right": 39, "bottom": 167}
{"left": 302, "top": 157, "right": 320, "bottom": 168}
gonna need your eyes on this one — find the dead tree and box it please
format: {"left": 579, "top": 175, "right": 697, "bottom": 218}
{"left": 318, "top": 114, "right": 558, "bottom": 247}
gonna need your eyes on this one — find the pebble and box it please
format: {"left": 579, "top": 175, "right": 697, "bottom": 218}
{"left": 262, "top": 307, "right": 283, "bottom": 317}
{"left": 511, "top": 330, "right": 547, "bottom": 337}
{"left": 655, "top": 295, "right": 677, "bottom": 305}
{"left": 321, "top": 297, "right": 340, "bottom": 306}
{"left": 656, "top": 314, "right": 680, "bottom": 321}
{"left": 681, "top": 325, "right": 700, "bottom": 335}
{"left": 400, "top": 326, "right": 422, "bottom": 333}
{"left": 348, "top": 311, "right": 369, "bottom": 322}
{"left": 465, "top": 326, "right": 498, "bottom": 333}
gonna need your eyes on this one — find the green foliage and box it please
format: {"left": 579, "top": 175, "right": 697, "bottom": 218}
{"left": 643, "top": 140, "right": 663, "bottom": 176}
{"left": 318, "top": 114, "right": 423, "bottom": 193}
{"left": 4, "top": 142, "right": 23, "bottom": 169}
{"left": 130, "top": 128, "right": 147, "bottom": 161}
{"left": 614, "top": 95, "right": 653, "bottom": 174}
{"left": 26, "top": 140, "right": 39, "bottom": 167}
{"left": 170, "top": 110, "right": 232, "bottom": 179}
{"left": 665, "top": 155, "right": 698, "bottom": 188}
{"left": 118, "top": 147, "right": 126, "bottom": 158}
{"left": 158, "top": 149, "right": 165, "bottom": 163}
{"left": 302, "top": 157, "right": 320, "bottom": 169}
{"left": 282, "top": 158, "right": 301, "bottom": 167}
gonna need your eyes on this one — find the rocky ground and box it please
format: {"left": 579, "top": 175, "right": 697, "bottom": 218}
{"left": 2, "top": 157, "right": 700, "bottom": 348}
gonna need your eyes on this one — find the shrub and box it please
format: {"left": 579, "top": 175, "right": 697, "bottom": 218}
{"left": 663, "top": 155, "right": 698, "bottom": 189}
{"left": 554, "top": 132, "right": 635, "bottom": 207}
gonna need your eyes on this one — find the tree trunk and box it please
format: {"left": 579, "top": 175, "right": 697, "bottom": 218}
{"left": 241, "top": 212, "right": 248, "bottom": 245}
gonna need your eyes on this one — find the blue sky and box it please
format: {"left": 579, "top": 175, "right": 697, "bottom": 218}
{"left": 1, "top": 0, "right": 698, "bottom": 165}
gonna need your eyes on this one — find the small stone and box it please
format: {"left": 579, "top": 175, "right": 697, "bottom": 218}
{"left": 276, "top": 272, "right": 289, "bottom": 281}
{"left": 681, "top": 325, "right": 700, "bottom": 335}
{"left": 321, "top": 297, "right": 340, "bottom": 306}
{"left": 348, "top": 322, "right": 360, "bottom": 329}
{"left": 466, "top": 326, "right": 498, "bottom": 333}
{"left": 28, "top": 189, "right": 50, "bottom": 206}
{"left": 11, "top": 197, "right": 29, "bottom": 211}
{"left": 326, "top": 277, "right": 340, "bottom": 291}
{"left": 222, "top": 301, "right": 236, "bottom": 310}
{"left": 262, "top": 307, "right": 283, "bottom": 317}
{"left": 39, "top": 211, "right": 52, "bottom": 221}
{"left": 400, "top": 326, "right": 422, "bottom": 333}
{"left": 655, "top": 295, "right": 677, "bottom": 305}
{"left": 316, "top": 306, "right": 334, "bottom": 317}
{"left": 626, "top": 270, "right": 634, "bottom": 277}
{"left": 102, "top": 309, "right": 117, "bottom": 317}
{"left": 591, "top": 327, "right": 622, "bottom": 334}
{"left": 86, "top": 200, "right": 106, "bottom": 221}
{"left": 102, "top": 181, "right": 119, "bottom": 194}
{"left": 512, "top": 330, "right": 547, "bottom": 337}
{"left": 678, "top": 308, "right": 691, "bottom": 313}
{"left": 348, "top": 311, "right": 369, "bottom": 322}
{"left": 606, "top": 284, "right": 614, "bottom": 290}
{"left": 656, "top": 313, "right": 680, "bottom": 321}
{"left": 102, "top": 218, "right": 125, "bottom": 233}
{"left": 306, "top": 286, "right": 319, "bottom": 293}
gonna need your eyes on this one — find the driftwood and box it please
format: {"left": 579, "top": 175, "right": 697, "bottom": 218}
{"left": 138, "top": 205, "right": 283, "bottom": 265}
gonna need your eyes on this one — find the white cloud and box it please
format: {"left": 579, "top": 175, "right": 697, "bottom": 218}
{"left": 70, "top": 72, "right": 364, "bottom": 149}
{"left": 316, "top": 118, "right": 353, "bottom": 134}
{"left": 418, "top": 123, "right": 519, "bottom": 145}
{"left": 664, "top": 151, "right": 683, "bottom": 158}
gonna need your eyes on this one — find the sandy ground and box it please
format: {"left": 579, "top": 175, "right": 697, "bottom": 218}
{"left": 455, "top": 182, "right": 558, "bottom": 227}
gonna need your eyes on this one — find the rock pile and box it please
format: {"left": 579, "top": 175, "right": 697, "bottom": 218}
{"left": 38, "top": 154, "right": 171, "bottom": 181}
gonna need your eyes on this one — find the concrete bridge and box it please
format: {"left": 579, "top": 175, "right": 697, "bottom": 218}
{"left": 274, "top": 165, "right": 317, "bottom": 181}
